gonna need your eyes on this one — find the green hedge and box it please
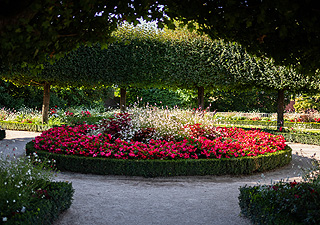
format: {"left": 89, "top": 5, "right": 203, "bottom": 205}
{"left": 6, "top": 181, "right": 74, "bottom": 225}
{"left": 239, "top": 182, "right": 320, "bottom": 225}
{"left": 218, "top": 119, "right": 320, "bottom": 129}
{"left": 217, "top": 120, "right": 277, "bottom": 127}
{"left": 26, "top": 141, "right": 292, "bottom": 177}
{"left": 266, "top": 130, "right": 320, "bottom": 146}
{"left": 0, "top": 121, "right": 51, "bottom": 132}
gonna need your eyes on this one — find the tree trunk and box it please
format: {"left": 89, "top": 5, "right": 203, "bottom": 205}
{"left": 197, "top": 86, "right": 204, "bottom": 110}
{"left": 42, "top": 82, "right": 51, "bottom": 124}
{"left": 277, "top": 89, "right": 285, "bottom": 130}
{"left": 120, "top": 87, "right": 126, "bottom": 112}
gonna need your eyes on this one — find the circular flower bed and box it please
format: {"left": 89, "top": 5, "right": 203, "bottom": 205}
{"left": 27, "top": 112, "right": 291, "bottom": 177}
{"left": 32, "top": 124, "right": 286, "bottom": 160}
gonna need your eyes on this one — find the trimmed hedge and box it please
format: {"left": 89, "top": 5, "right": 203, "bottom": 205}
{"left": 7, "top": 181, "right": 74, "bottom": 225}
{"left": 239, "top": 182, "right": 320, "bottom": 225}
{"left": 217, "top": 120, "right": 276, "bottom": 128}
{"left": 218, "top": 119, "right": 320, "bottom": 129}
{"left": 0, "top": 121, "right": 51, "bottom": 132}
{"left": 267, "top": 130, "right": 320, "bottom": 146}
{"left": 26, "top": 141, "right": 292, "bottom": 177}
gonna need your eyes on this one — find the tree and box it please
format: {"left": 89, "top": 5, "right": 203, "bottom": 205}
{"left": 0, "top": 0, "right": 166, "bottom": 67}
{"left": 162, "top": 0, "right": 320, "bottom": 74}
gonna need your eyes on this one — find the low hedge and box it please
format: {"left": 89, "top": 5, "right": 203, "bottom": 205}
{"left": 267, "top": 130, "right": 320, "bottom": 146}
{"left": 0, "top": 121, "right": 51, "bottom": 132}
{"left": 239, "top": 182, "right": 320, "bottom": 225}
{"left": 218, "top": 120, "right": 320, "bottom": 129}
{"left": 6, "top": 181, "right": 74, "bottom": 225}
{"left": 217, "top": 120, "right": 276, "bottom": 128}
{"left": 26, "top": 141, "right": 292, "bottom": 177}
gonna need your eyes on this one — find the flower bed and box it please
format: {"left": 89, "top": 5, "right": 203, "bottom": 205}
{"left": 32, "top": 124, "right": 286, "bottom": 160}
{"left": 26, "top": 119, "right": 292, "bottom": 177}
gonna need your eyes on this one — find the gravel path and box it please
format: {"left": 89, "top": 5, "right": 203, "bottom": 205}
{"left": 1, "top": 130, "right": 320, "bottom": 225}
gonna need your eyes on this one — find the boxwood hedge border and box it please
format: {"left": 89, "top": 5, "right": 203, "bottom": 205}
{"left": 26, "top": 141, "right": 292, "bottom": 178}
{"left": 218, "top": 119, "right": 320, "bottom": 129}
{"left": 0, "top": 121, "right": 51, "bottom": 132}
{"left": 7, "top": 181, "right": 74, "bottom": 225}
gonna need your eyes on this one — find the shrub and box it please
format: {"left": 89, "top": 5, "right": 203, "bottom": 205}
{"left": 239, "top": 159, "right": 320, "bottom": 225}
{"left": 0, "top": 151, "right": 74, "bottom": 224}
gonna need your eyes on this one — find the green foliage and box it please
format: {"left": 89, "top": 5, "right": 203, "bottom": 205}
{"left": 219, "top": 120, "right": 320, "bottom": 130}
{"left": 5, "top": 181, "right": 74, "bottom": 225}
{"left": 0, "top": 121, "right": 52, "bottom": 132}
{"left": 26, "top": 142, "right": 292, "bottom": 178}
{"left": 163, "top": 1, "right": 320, "bottom": 74}
{"left": 126, "top": 87, "right": 197, "bottom": 108}
{"left": 294, "top": 94, "right": 320, "bottom": 113}
{"left": 126, "top": 87, "right": 282, "bottom": 113}
{"left": 208, "top": 88, "right": 281, "bottom": 112}
{"left": 239, "top": 180, "right": 320, "bottom": 225}
{"left": 0, "top": 80, "right": 42, "bottom": 109}
{"left": 0, "top": 79, "right": 112, "bottom": 109}
{"left": 0, "top": 151, "right": 55, "bottom": 222}
{"left": 0, "top": 1, "right": 166, "bottom": 67}
{"left": 271, "top": 130, "right": 320, "bottom": 146}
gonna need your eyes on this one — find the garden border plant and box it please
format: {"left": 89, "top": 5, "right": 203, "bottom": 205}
{"left": 1, "top": 149, "right": 74, "bottom": 224}
{"left": 217, "top": 119, "right": 320, "bottom": 130}
{"left": 5, "top": 181, "right": 74, "bottom": 225}
{"left": 0, "top": 121, "right": 51, "bottom": 132}
{"left": 26, "top": 141, "right": 292, "bottom": 177}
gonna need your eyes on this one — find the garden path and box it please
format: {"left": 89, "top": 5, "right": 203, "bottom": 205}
{"left": 1, "top": 130, "right": 320, "bottom": 225}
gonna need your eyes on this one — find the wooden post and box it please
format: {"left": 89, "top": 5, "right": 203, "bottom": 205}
{"left": 42, "top": 82, "right": 51, "bottom": 124}
{"left": 120, "top": 87, "right": 126, "bottom": 111}
{"left": 197, "top": 86, "right": 204, "bottom": 110}
{"left": 277, "top": 89, "right": 285, "bottom": 130}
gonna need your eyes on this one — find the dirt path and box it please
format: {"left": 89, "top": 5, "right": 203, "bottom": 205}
{"left": 1, "top": 130, "right": 320, "bottom": 225}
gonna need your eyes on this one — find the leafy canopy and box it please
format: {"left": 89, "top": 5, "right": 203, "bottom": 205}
{"left": 0, "top": 0, "right": 167, "bottom": 68}
{"left": 162, "top": 0, "right": 320, "bottom": 74}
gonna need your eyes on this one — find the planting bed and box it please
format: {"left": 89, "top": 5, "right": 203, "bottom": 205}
{"left": 26, "top": 121, "right": 292, "bottom": 177}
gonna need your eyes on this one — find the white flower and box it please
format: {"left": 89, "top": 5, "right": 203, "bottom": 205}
{"left": 21, "top": 206, "right": 26, "bottom": 213}
{"left": 13, "top": 200, "right": 16, "bottom": 203}
{"left": 2, "top": 217, "right": 7, "bottom": 222}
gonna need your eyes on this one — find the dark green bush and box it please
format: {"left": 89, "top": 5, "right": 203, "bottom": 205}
{"left": 26, "top": 142, "right": 292, "bottom": 177}
{"left": 6, "top": 181, "right": 74, "bottom": 225}
{"left": 239, "top": 181, "right": 320, "bottom": 225}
